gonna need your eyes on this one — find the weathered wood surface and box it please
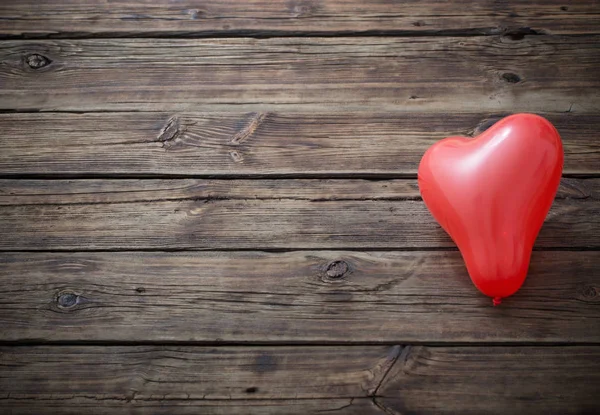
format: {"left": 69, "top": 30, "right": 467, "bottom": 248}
{"left": 1, "top": 3, "right": 599, "bottom": 414}
{"left": 1, "top": 37, "right": 598, "bottom": 112}
{"left": 0, "top": 113, "right": 598, "bottom": 177}
{"left": 0, "top": 345, "right": 401, "bottom": 399}
{"left": 0, "top": 399, "right": 378, "bottom": 415}
{"left": 0, "top": 398, "right": 378, "bottom": 415}
{"left": 0, "top": 182, "right": 597, "bottom": 250}
{"left": 377, "top": 346, "right": 600, "bottom": 415}
{"left": 1, "top": 1, "right": 598, "bottom": 37}
{"left": 0, "top": 178, "right": 595, "bottom": 206}
{"left": 1, "top": 251, "right": 598, "bottom": 342}
{"left": 1, "top": 345, "right": 598, "bottom": 415}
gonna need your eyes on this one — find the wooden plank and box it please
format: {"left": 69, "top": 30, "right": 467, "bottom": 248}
{"left": 0, "top": 178, "right": 419, "bottom": 205}
{"left": 0, "top": 345, "right": 402, "bottom": 399}
{"left": 0, "top": 113, "right": 598, "bottom": 177}
{"left": 1, "top": 1, "right": 598, "bottom": 37}
{"left": 0, "top": 178, "right": 596, "bottom": 206}
{"left": 1, "top": 37, "right": 598, "bottom": 112}
{"left": 0, "top": 398, "right": 378, "bottom": 415}
{"left": 0, "top": 187, "right": 597, "bottom": 250}
{"left": 377, "top": 346, "right": 600, "bottom": 415}
{"left": 0, "top": 251, "right": 597, "bottom": 342}
{"left": 1, "top": 346, "right": 598, "bottom": 415}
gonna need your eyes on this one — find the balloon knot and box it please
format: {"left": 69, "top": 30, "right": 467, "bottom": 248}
{"left": 493, "top": 297, "right": 502, "bottom": 307}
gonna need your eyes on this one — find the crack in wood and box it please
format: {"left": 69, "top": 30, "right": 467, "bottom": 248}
{"left": 367, "top": 345, "right": 402, "bottom": 397}
{"left": 316, "top": 397, "right": 355, "bottom": 413}
{"left": 369, "top": 346, "right": 413, "bottom": 415}
{"left": 372, "top": 397, "right": 402, "bottom": 415}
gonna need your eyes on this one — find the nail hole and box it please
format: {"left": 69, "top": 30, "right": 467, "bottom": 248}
{"left": 560, "top": 6, "right": 568, "bottom": 11}
{"left": 501, "top": 72, "right": 521, "bottom": 83}
{"left": 135, "top": 287, "right": 146, "bottom": 294}
{"left": 26, "top": 54, "right": 52, "bottom": 69}
{"left": 245, "top": 387, "right": 258, "bottom": 394}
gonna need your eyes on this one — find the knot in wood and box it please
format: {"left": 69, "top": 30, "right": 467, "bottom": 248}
{"left": 501, "top": 72, "right": 521, "bottom": 83}
{"left": 325, "top": 260, "right": 349, "bottom": 279}
{"left": 187, "top": 9, "right": 202, "bottom": 19}
{"left": 288, "top": 0, "right": 319, "bottom": 17}
{"left": 26, "top": 54, "right": 52, "bottom": 69}
{"left": 580, "top": 285, "right": 598, "bottom": 300}
{"left": 57, "top": 292, "right": 79, "bottom": 308}
{"left": 157, "top": 116, "right": 182, "bottom": 149}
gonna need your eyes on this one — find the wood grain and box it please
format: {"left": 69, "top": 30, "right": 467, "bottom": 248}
{"left": 1, "top": 37, "right": 598, "bottom": 112}
{"left": 0, "top": 113, "right": 598, "bottom": 177}
{"left": 0, "top": 398, "right": 378, "bottom": 415}
{"left": 0, "top": 345, "right": 401, "bottom": 399}
{"left": 1, "top": 1, "right": 598, "bottom": 37}
{"left": 0, "top": 190, "right": 597, "bottom": 250}
{"left": 0, "top": 345, "right": 597, "bottom": 414}
{"left": 1, "top": 251, "right": 598, "bottom": 342}
{"left": 377, "top": 346, "right": 600, "bottom": 415}
{"left": 0, "top": 2, "right": 598, "bottom": 413}
{"left": 1, "top": 178, "right": 596, "bottom": 206}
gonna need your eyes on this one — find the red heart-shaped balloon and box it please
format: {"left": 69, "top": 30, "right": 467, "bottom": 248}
{"left": 418, "top": 113, "right": 563, "bottom": 305}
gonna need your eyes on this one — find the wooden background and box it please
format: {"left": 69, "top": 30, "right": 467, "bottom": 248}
{"left": 0, "top": 1, "right": 599, "bottom": 414}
